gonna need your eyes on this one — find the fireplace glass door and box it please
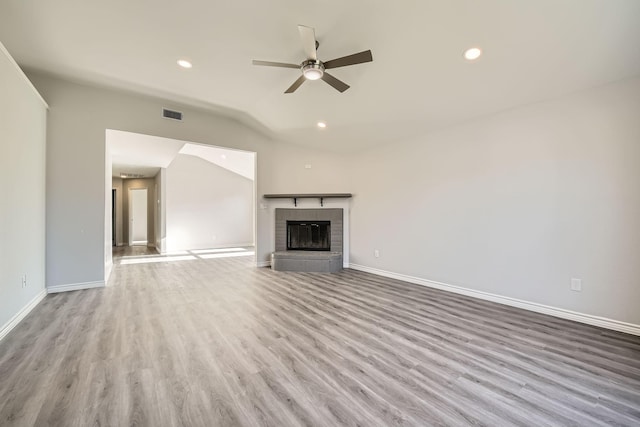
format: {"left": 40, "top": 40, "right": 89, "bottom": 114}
{"left": 287, "top": 221, "right": 330, "bottom": 251}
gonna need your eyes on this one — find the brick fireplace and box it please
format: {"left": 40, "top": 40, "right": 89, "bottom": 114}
{"left": 272, "top": 208, "right": 343, "bottom": 272}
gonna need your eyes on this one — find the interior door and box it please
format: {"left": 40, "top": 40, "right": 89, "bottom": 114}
{"left": 129, "top": 188, "right": 148, "bottom": 246}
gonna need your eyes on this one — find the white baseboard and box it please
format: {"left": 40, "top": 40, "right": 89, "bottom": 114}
{"left": 349, "top": 264, "right": 640, "bottom": 336}
{"left": 257, "top": 260, "right": 271, "bottom": 268}
{"left": 0, "top": 289, "right": 47, "bottom": 342}
{"left": 47, "top": 280, "right": 105, "bottom": 293}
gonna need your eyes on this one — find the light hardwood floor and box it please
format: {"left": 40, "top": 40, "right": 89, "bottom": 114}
{"left": 1, "top": 251, "right": 639, "bottom": 426}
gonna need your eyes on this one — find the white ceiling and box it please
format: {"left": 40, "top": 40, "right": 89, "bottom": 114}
{"left": 109, "top": 130, "right": 183, "bottom": 178}
{"left": 108, "top": 129, "right": 254, "bottom": 179}
{"left": 179, "top": 144, "right": 255, "bottom": 180}
{"left": 2, "top": 1, "right": 640, "bottom": 152}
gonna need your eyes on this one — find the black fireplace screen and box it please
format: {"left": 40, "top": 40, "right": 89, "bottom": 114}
{"left": 287, "top": 221, "right": 331, "bottom": 251}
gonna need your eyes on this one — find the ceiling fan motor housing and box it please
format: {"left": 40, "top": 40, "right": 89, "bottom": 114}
{"left": 301, "top": 59, "right": 324, "bottom": 80}
{"left": 252, "top": 25, "right": 372, "bottom": 93}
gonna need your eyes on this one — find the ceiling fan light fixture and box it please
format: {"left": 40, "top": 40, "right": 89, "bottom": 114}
{"left": 252, "top": 25, "right": 372, "bottom": 93}
{"left": 301, "top": 60, "right": 324, "bottom": 80}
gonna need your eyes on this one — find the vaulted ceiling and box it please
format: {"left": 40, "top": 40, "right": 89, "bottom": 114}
{"left": 1, "top": 0, "right": 639, "bottom": 152}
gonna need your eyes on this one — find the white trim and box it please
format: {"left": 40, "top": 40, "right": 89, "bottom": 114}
{"left": 104, "top": 261, "right": 113, "bottom": 284}
{"left": 349, "top": 264, "right": 640, "bottom": 336}
{"left": 47, "top": 281, "right": 105, "bottom": 294}
{"left": 0, "top": 289, "right": 47, "bottom": 342}
{"left": 256, "top": 260, "right": 271, "bottom": 268}
{"left": 235, "top": 242, "right": 255, "bottom": 248}
{"left": 0, "top": 41, "right": 48, "bottom": 108}
{"left": 193, "top": 242, "right": 254, "bottom": 250}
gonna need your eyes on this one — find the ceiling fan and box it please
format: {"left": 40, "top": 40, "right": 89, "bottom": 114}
{"left": 252, "top": 25, "right": 373, "bottom": 94}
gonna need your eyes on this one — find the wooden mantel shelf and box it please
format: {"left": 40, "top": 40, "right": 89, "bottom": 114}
{"left": 263, "top": 193, "right": 352, "bottom": 207}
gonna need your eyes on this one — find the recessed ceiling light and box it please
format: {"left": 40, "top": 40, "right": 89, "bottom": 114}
{"left": 317, "top": 121, "right": 327, "bottom": 128}
{"left": 463, "top": 47, "right": 482, "bottom": 61}
{"left": 220, "top": 154, "right": 227, "bottom": 159}
{"left": 177, "top": 59, "right": 192, "bottom": 69}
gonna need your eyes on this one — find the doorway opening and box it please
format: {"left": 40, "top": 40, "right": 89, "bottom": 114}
{"left": 128, "top": 188, "right": 148, "bottom": 246}
{"left": 106, "top": 129, "right": 257, "bottom": 271}
{"left": 112, "top": 189, "right": 116, "bottom": 246}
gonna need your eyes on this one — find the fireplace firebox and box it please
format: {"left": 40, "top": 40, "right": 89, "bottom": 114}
{"left": 287, "top": 221, "right": 330, "bottom": 251}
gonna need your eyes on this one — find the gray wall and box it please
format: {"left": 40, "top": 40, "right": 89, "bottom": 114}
{"left": 0, "top": 44, "right": 47, "bottom": 332}
{"left": 350, "top": 76, "right": 640, "bottom": 325}
{"left": 166, "top": 154, "right": 254, "bottom": 251}
{"left": 25, "top": 71, "right": 353, "bottom": 288}
{"left": 5, "top": 58, "right": 638, "bottom": 329}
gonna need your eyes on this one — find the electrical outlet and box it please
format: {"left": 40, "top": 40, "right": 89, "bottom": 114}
{"left": 571, "top": 278, "right": 582, "bottom": 292}
{"left": 304, "top": 164, "right": 312, "bottom": 169}
{"left": 21, "top": 274, "right": 27, "bottom": 288}
{"left": 374, "top": 249, "right": 380, "bottom": 258}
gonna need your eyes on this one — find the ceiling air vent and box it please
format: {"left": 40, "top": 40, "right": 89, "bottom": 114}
{"left": 162, "top": 108, "right": 183, "bottom": 121}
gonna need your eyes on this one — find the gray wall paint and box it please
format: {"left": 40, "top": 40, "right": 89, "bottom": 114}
{"left": 0, "top": 45, "right": 47, "bottom": 329}
{"left": 25, "top": 71, "right": 353, "bottom": 287}
{"left": 350, "top": 76, "right": 640, "bottom": 325}
{"left": 6, "top": 61, "right": 637, "bottom": 328}
{"left": 166, "top": 154, "right": 254, "bottom": 251}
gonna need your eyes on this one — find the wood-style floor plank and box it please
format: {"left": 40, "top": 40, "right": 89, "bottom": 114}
{"left": 0, "top": 248, "right": 639, "bottom": 426}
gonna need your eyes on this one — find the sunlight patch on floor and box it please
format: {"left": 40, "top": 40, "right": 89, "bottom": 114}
{"left": 117, "top": 247, "right": 254, "bottom": 265}
{"left": 118, "top": 250, "right": 190, "bottom": 260}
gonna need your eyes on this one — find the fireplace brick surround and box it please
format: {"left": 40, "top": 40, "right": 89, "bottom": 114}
{"left": 272, "top": 208, "right": 343, "bottom": 272}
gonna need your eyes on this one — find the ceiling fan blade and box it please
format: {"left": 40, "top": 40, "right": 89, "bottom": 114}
{"left": 252, "top": 60, "right": 300, "bottom": 69}
{"left": 321, "top": 72, "right": 350, "bottom": 93}
{"left": 298, "top": 25, "right": 317, "bottom": 61}
{"left": 285, "top": 75, "right": 307, "bottom": 93}
{"left": 324, "top": 50, "right": 373, "bottom": 69}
